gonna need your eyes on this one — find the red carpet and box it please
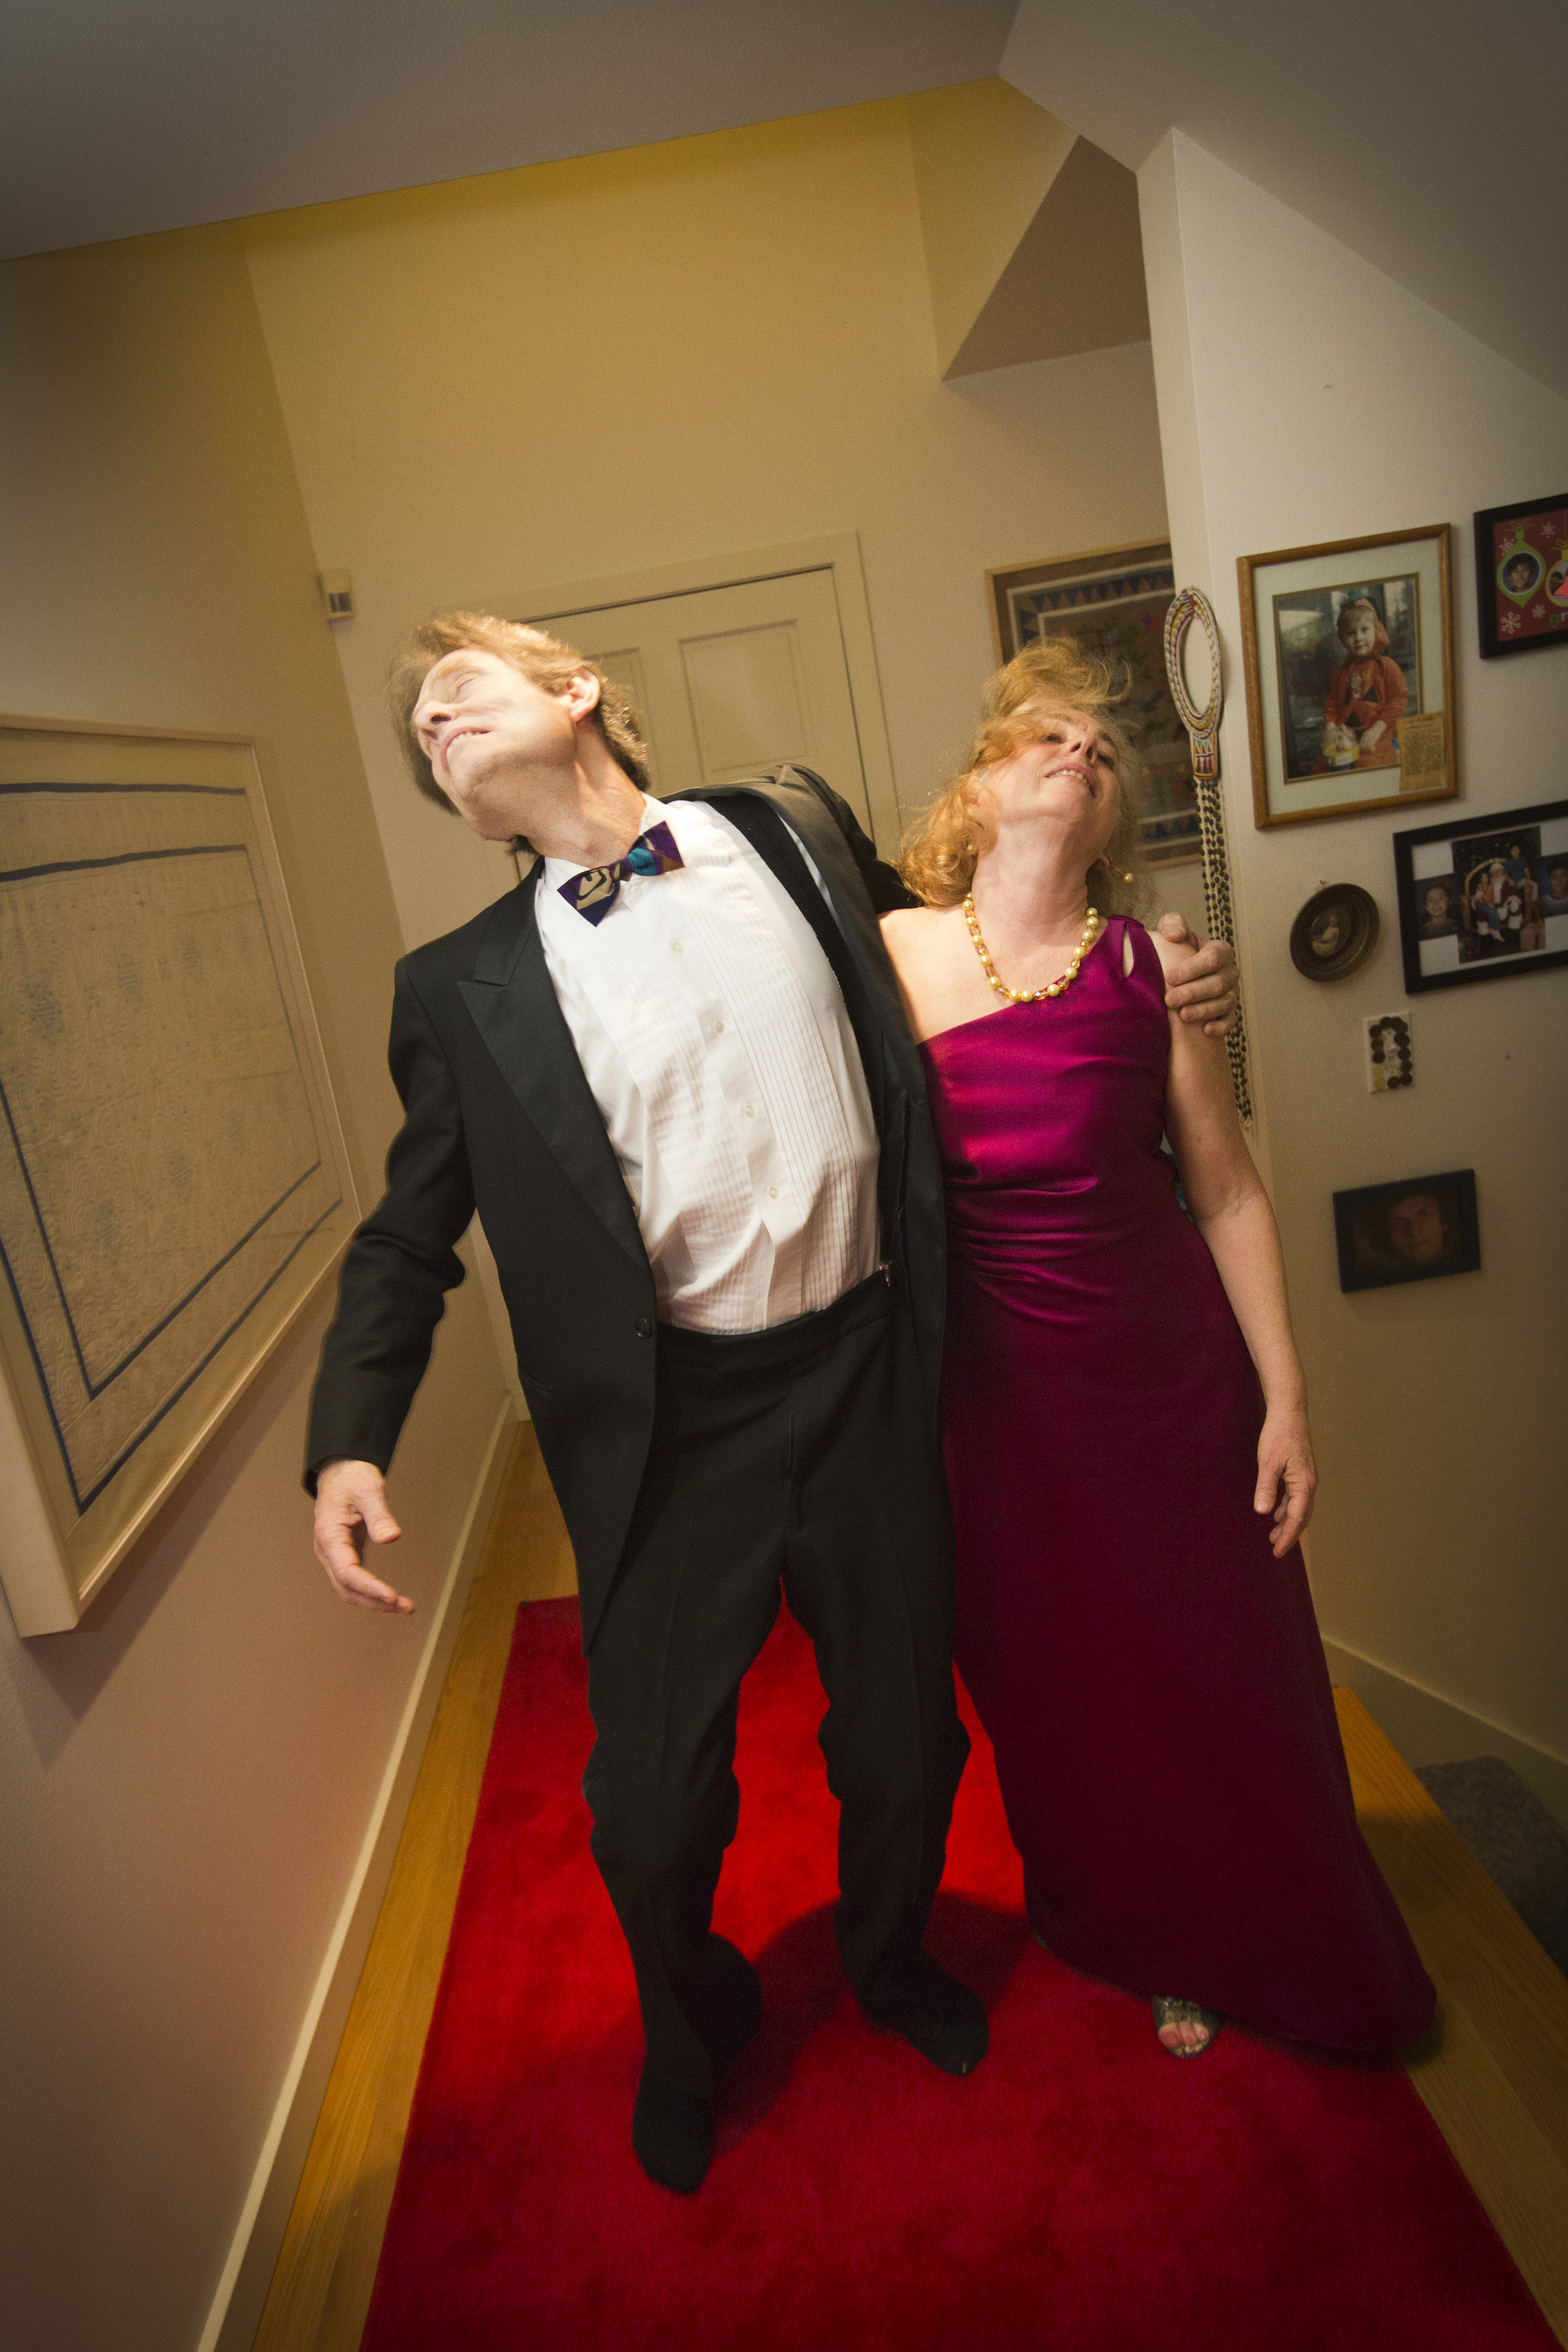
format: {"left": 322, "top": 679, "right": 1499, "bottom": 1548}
{"left": 362, "top": 1599, "right": 1554, "bottom": 2351}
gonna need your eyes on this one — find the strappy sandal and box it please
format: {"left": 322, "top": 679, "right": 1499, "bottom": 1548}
{"left": 1152, "top": 1995, "right": 1224, "bottom": 2057}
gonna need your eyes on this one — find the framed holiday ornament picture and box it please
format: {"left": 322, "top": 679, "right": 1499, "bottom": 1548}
{"left": 1473, "top": 492, "right": 1568, "bottom": 658}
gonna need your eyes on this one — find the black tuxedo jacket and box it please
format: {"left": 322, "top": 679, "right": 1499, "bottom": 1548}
{"left": 305, "top": 767, "right": 942, "bottom": 1653}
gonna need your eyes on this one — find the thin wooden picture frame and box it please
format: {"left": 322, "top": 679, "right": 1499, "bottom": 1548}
{"left": 0, "top": 714, "right": 359, "bottom": 1635}
{"left": 1237, "top": 524, "right": 1457, "bottom": 829}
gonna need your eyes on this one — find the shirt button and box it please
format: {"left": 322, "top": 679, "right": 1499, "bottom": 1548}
{"left": 744, "top": 1104, "right": 754, "bottom": 1117}
{"left": 768, "top": 1185, "right": 779, "bottom": 1199}
{"left": 671, "top": 941, "right": 684, "bottom": 956}
{"left": 714, "top": 1020, "right": 725, "bottom": 1033}
{"left": 634, "top": 1316, "right": 652, "bottom": 1339}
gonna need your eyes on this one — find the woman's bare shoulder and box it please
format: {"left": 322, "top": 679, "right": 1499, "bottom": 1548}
{"left": 879, "top": 903, "right": 952, "bottom": 958}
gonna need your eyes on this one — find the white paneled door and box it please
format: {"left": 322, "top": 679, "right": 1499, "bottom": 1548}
{"left": 528, "top": 567, "right": 877, "bottom": 839}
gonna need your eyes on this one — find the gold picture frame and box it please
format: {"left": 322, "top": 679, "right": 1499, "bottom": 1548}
{"left": 986, "top": 540, "right": 1201, "bottom": 867}
{"left": 1237, "top": 524, "right": 1457, "bottom": 829}
{"left": 0, "top": 715, "right": 359, "bottom": 1634}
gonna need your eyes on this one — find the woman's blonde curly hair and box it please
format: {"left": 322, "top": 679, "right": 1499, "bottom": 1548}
{"left": 899, "top": 640, "right": 1149, "bottom": 917}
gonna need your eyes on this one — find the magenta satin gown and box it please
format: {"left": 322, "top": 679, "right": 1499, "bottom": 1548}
{"left": 922, "top": 920, "right": 1434, "bottom": 2049}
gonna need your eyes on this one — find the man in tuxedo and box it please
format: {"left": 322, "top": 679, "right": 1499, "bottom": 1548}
{"left": 308, "top": 612, "right": 1238, "bottom": 2192}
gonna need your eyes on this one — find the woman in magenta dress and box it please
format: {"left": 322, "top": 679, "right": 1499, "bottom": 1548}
{"left": 881, "top": 643, "right": 1434, "bottom": 2058}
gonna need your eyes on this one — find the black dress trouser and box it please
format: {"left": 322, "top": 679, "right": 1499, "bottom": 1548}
{"left": 582, "top": 1271, "right": 970, "bottom": 2101}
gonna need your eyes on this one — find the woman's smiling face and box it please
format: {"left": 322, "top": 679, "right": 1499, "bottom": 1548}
{"left": 980, "top": 707, "right": 1121, "bottom": 860}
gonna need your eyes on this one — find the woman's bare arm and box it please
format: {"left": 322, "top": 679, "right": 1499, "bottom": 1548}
{"left": 1153, "top": 933, "right": 1317, "bottom": 1557}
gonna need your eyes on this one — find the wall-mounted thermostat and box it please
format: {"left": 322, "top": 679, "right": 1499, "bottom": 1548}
{"left": 318, "top": 570, "right": 354, "bottom": 621}
{"left": 1364, "top": 1010, "right": 1413, "bottom": 1092}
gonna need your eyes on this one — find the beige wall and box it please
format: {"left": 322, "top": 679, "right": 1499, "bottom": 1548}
{"left": 0, "top": 227, "right": 507, "bottom": 2351}
{"left": 237, "top": 98, "right": 1172, "bottom": 952}
{"left": 1139, "top": 134, "right": 1568, "bottom": 1789}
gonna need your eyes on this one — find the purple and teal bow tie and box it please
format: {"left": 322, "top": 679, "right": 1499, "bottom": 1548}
{"left": 557, "top": 821, "right": 684, "bottom": 924}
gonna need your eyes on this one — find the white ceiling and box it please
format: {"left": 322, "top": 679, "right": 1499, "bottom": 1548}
{"left": 1003, "top": 0, "right": 1568, "bottom": 401}
{"left": 3, "top": 0, "right": 1565, "bottom": 399}
{"left": 0, "top": 0, "right": 1019, "bottom": 258}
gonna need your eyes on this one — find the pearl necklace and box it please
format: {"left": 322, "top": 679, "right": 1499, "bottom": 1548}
{"left": 963, "top": 895, "right": 1103, "bottom": 1003}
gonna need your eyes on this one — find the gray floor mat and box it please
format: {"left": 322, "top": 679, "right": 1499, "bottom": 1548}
{"left": 1415, "top": 1754, "right": 1568, "bottom": 1978}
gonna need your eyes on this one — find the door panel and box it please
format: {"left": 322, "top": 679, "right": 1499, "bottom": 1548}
{"left": 529, "top": 567, "right": 875, "bottom": 836}
{"left": 682, "top": 622, "right": 811, "bottom": 780}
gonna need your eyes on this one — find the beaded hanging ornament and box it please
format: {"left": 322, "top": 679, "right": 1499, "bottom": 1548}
{"left": 1163, "top": 586, "right": 1253, "bottom": 1123}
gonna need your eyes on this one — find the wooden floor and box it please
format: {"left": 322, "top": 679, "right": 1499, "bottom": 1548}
{"left": 254, "top": 1426, "right": 1568, "bottom": 2351}
{"left": 251, "top": 1428, "right": 575, "bottom": 2352}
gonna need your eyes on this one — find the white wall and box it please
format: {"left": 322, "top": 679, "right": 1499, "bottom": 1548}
{"left": 1139, "top": 134, "right": 1568, "bottom": 1792}
{"left": 237, "top": 99, "right": 1174, "bottom": 951}
{"left": 0, "top": 225, "right": 509, "bottom": 2352}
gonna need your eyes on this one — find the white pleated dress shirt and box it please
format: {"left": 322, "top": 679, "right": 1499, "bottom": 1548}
{"left": 536, "top": 794, "right": 880, "bottom": 1333}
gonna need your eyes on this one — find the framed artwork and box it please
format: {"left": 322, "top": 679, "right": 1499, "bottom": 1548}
{"left": 0, "top": 716, "right": 359, "bottom": 1635}
{"left": 1237, "top": 524, "right": 1455, "bottom": 827}
{"left": 986, "top": 541, "right": 1201, "bottom": 865}
{"left": 1393, "top": 796, "right": 1568, "bottom": 994}
{"left": 1333, "top": 1169, "right": 1479, "bottom": 1294}
{"left": 1473, "top": 492, "right": 1568, "bottom": 657}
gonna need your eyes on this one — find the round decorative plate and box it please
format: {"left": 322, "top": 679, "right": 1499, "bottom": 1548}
{"left": 1288, "top": 882, "right": 1380, "bottom": 981}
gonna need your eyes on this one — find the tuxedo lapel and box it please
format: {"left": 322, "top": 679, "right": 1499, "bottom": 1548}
{"left": 456, "top": 876, "right": 646, "bottom": 1268}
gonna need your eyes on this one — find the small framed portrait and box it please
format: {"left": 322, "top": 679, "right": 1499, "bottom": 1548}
{"left": 986, "top": 541, "right": 1200, "bottom": 866}
{"left": 1473, "top": 492, "right": 1568, "bottom": 658}
{"left": 1393, "top": 796, "right": 1568, "bottom": 993}
{"left": 1333, "top": 1169, "right": 1480, "bottom": 1294}
{"left": 1237, "top": 524, "right": 1455, "bottom": 828}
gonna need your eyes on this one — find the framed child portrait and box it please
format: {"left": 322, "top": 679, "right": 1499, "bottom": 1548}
{"left": 1237, "top": 524, "right": 1456, "bottom": 829}
{"left": 1473, "top": 491, "right": 1568, "bottom": 657}
{"left": 1393, "top": 796, "right": 1568, "bottom": 994}
{"left": 986, "top": 541, "right": 1201, "bottom": 866}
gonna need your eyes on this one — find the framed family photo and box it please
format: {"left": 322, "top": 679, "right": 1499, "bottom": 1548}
{"left": 986, "top": 541, "right": 1201, "bottom": 866}
{"left": 1332, "top": 1169, "right": 1480, "bottom": 1294}
{"left": 1393, "top": 795, "right": 1568, "bottom": 994}
{"left": 1473, "top": 491, "right": 1568, "bottom": 658}
{"left": 1237, "top": 524, "right": 1455, "bottom": 828}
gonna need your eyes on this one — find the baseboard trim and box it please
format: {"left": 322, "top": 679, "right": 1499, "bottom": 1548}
{"left": 196, "top": 1396, "right": 518, "bottom": 2352}
{"left": 1323, "top": 1636, "right": 1568, "bottom": 1835}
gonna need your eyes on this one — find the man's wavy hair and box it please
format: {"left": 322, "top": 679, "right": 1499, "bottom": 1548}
{"left": 388, "top": 612, "right": 651, "bottom": 850}
{"left": 899, "top": 640, "right": 1148, "bottom": 916}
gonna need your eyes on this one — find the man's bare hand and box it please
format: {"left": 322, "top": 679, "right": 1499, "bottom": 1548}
{"left": 1155, "top": 912, "right": 1239, "bottom": 1037}
{"left": 312, "top": 1460, "right": 414, "bottom": 1613}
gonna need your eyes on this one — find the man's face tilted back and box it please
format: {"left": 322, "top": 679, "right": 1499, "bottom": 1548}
{"left": 412, "top": 646, "right": 590, "bottom": 841}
